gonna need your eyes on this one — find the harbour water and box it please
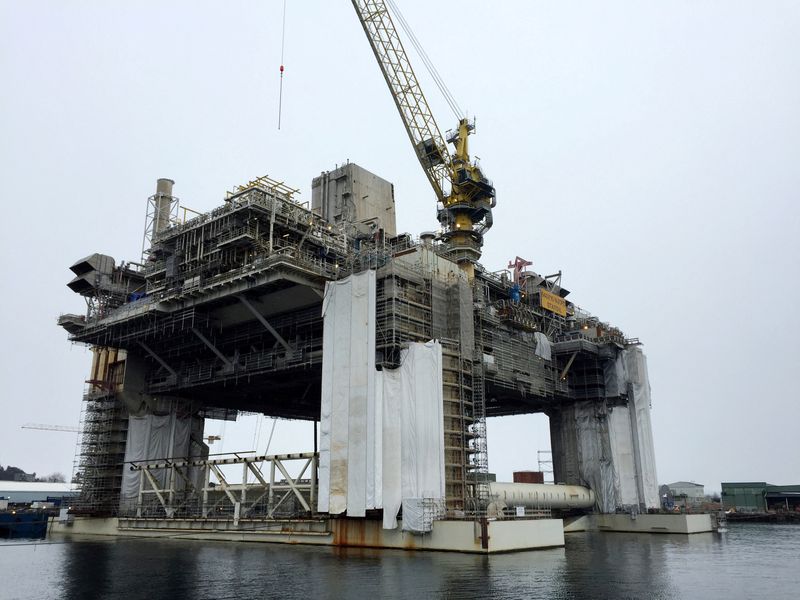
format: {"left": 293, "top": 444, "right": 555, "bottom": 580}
{"left": 0, "top": 523, "right": 797, "bottom": 599}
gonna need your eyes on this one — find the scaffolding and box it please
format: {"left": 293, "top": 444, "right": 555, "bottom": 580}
{"left": 469, "top": 295, "right": 490, "bottom": 512}
{"left": 537, "top": 450, "right": 554, "bottom": 484}
{"left": 71, "top": 348, "right": 129, "bottom": 515}
{"left": 369, "top": 252, "right": 483, "bottom": 512}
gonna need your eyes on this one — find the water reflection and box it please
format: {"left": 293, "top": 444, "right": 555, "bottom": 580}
{"left": 1, "top": 525, "right": 797, "bottom": 600}
{"left": 58, "top": 536, "right": 200, "bottom": 600}
{"left": 560, "top": 533, "right": 680, "bottom": 599}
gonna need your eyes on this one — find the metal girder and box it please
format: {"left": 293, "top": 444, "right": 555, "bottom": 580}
{"left": 140, "top": 468, "right": 172, "bottom": 518}
{"left": 171, "top": 465, "right": 196, "bottom": 492}
{"left": 209, "top": 464, "right": 239, "bottom": 507}
{"left": 131, "top": 451, "right": 313, "bottom": 471}
{"left": 271, "top": 457, "right": 311, "bottom": 514}
{"left": 559, "top": 351, "right": 579, "bottom": 381}
{"left": 191, "top": 327, "right": 232, "bottom": 368}
{"left": 138, "top": 341, "right": 177, "bottom": 378}
{"left": 242, "top": 462, "right": 271, "bottom": 516}
{"left": 236, "top": 295, "right": 292, "bottom": 352}
{"left": 128, "top": 452, "right": 318, "bottom": 521}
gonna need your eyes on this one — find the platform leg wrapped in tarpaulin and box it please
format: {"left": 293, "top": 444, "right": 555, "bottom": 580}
{"left": 318, "top": 271, "right": 446, "bottom": 532}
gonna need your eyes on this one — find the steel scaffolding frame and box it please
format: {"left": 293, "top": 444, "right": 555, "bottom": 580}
{"left": 71, "top": 388, "right": 129, "bottom": 515}
{"left": 126, "top": 452, "right": 317, "bottom": 521}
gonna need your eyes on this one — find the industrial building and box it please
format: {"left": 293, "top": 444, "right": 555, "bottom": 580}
{"left": 0, "top": 482, "right": 78, "bottom": 505}
{"left": 53, "top": 1, "right": 681, "bottom": 551}
{"left": 722, "top": 482, "right": 800, "bottom": 513}
{"left": 666, "top": 481, "right": 706, "bottom": 507}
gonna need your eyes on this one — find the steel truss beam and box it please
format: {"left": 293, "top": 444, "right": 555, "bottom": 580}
{"left": 138, "top": 341, "right": 177, "bottom": 378}
{"left": 191, "top": 327, "right": 232, "bottom": 369}
{"left": 131, "top": 452, "right": 318, "bottom": 522}
{"left": 236, "top": 295, "right": 293, "bottom": 352}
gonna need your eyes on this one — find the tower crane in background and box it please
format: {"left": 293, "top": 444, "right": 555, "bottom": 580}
{"left": 21, "top": 423, "right": 80, "bottom": 433}
{"left": 21, "top": 423, "right": 221, "bottom": 446}
{"left": 351, "top": 0, "right": 496, "bottom": 279}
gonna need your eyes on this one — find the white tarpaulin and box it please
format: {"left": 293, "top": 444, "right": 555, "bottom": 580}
{"left": 120, "top": 411, "right": 193, "bottom": 513}
{"left": 373, "top": 342, "right": 446, "bottom": 532}
{"left": 571, "top": 402, "right": 617, "bottom": 513}
{"left": 317, "top": 271, "right": 445, "bottom": 530}
{"left": 398, "top": 341, "right": 446, "bottom": 532}
{"left": 372, "top": 342, "right": 447, "bottom": 532}
{"left": 607, "top": 405, "right": 640, "bottom": 507}
{"left": 623, "top": 347, "right": 660, "bottom": 508}
{"left": 379, "top": 369, "right": 402, "bottom": 529}
{"left": 533, "top": 332, "right": 552, "bottom": 361}
{"left": 583, "top": 346, "right": 659, "bottom": 511}
{"left": 603, "top": 353, "right": 627, "bottom": 397}
{"left": 318, "top": 270, "right": 376, "bottom": 516}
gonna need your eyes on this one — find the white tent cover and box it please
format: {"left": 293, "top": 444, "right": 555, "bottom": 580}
{"left": 575, "top": 345, "right": 660, "bottom": 511}
{"left": 318, "top": 271, "right": 446, "bottom": 532}
{"left": 120, "top": 412, "right": 195, "bottom": 512}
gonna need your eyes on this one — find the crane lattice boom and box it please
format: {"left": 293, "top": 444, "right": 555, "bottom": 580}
{"left": 21, "top": 423, "right": 81, "bottom": 433}
{"left": 352, "top": 0, "right": 451, "bottom": 203}
{"left": 352, "top": 0, "right": 496, "bottom": 273}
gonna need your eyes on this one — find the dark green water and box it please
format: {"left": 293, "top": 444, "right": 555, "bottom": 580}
{"left": 0, "top": 524, "right": 797, "bottom": 599}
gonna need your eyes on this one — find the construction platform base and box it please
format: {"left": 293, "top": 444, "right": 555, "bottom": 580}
{"left": 563, "top": 513, "right": 714, "bottom": 534}
{"left": 49, "top": 516, "right": 565, "bottom": 554}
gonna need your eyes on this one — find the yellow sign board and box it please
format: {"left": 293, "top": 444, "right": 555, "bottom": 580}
{"left": 540, "top": 289, "right": 567, "bottom": 317}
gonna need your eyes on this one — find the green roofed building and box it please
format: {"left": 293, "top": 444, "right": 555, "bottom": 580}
{"left": 721, "top": 482, "right": 800, "bottom": 513}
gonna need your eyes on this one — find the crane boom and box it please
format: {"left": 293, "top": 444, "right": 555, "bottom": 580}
{"left": 351, "top": 0, "right": 451, "bottom": 203}
{"left": 352, "top": 0, "right": 496, "bottom": 275}
{"left": 22, "top": 423, "right": 80, "bottom": 433}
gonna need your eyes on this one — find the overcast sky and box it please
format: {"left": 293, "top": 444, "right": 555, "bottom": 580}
{"left": 1, "top": 1, "right": 798, "bottom": 491}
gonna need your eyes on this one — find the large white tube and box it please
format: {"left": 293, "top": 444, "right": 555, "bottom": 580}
{"left": 489, "top": 482, "right": 595, "bottom": 510}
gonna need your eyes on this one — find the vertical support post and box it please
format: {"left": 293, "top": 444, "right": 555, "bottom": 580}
{"left": 167, "top": 462, "right": 175, "bottom": 515}
{"left": 136, "top": 469, "right": 144, "bottom": 518}
{"left": 269, "top": 195, "right": 275, "bottom": 252}
{"left": 269, "top": 459, "right": 276, "bottom": 513}
{"left": 479, "top": 517, "right": 489, "bottom": 550}
{"left": 202, "top": 464, "right": 210, "bottom": 517}
{"left": 310, "top": 454, "right": 317, "bottom": 513}
{"left": 242, "top": 461, "right": 248, "bottom": 509}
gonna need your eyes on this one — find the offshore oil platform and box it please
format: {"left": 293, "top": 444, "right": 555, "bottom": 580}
{"left": 55, "top": 1, "right": 709, "bottom": 552}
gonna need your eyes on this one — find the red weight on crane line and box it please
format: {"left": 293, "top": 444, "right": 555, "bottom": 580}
{"left": 277, "top": 0, "right": 287, "bottom": 130}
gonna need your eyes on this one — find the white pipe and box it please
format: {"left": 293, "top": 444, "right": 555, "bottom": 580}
{"left": 489, "top": 482, "right": 595, "bottom": 510}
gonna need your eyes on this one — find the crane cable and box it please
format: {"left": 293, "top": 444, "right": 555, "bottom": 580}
{"left": 264, "top": 418, "right": 277, "bottom": 455}
{"left": 385, "top": 0, "right": 464, "bottom": 122}
{"left": 277, "top": 0, "right": 287, "bottom": 129}
{"left": 252, "top": 414, "right": 264, "bottom": 449}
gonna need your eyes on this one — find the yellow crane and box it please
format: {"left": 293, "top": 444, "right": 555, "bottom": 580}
{"left": 352, "top": 0, "right": 496, "bottom": 278}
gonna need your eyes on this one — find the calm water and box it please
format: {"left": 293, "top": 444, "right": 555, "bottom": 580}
{"left": 0, "top": 524, "right": 797, "bottom": 599}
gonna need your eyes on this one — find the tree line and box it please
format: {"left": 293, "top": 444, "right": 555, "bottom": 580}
{"left": 0, "top": 464, "right": 66, "bottom": 483}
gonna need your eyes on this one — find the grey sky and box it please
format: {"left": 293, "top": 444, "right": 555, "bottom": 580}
{"left": 1, "top": 1, "right": 798, "bottom": 491}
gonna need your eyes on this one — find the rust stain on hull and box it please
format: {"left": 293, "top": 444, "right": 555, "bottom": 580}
{"left": 330, "top": 518, "right": 420, "bottom": 550}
